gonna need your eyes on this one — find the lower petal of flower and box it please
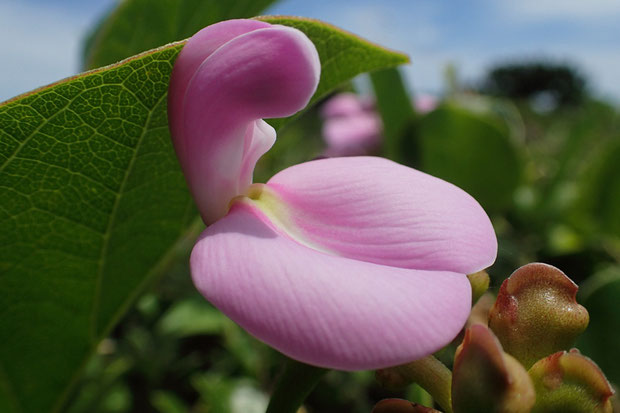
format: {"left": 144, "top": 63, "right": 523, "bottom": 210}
{"left": 190, "top": 201, "right": 472, "bottom": 370}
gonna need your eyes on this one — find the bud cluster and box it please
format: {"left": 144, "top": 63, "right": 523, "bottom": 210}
{"left": 375, "top": 263, "right": 615, "bottom": 413}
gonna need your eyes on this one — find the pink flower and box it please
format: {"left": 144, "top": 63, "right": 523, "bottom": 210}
{"left": 414, "top": 94, "right": 439, "bottom": 114}
{"left": 168, "top": 19, "right": 498, "bottom": 370}
{"left": 320, "top": 93, "right": 382, "bottom": 156}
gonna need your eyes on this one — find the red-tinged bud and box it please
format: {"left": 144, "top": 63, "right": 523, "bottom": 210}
{"left": 489, "top": 263, "right": 589, "bottom": 368}
{"left": 529, "top": 349, "right": 614, "bottom": 413}
{"left": 452, "top": 324, "right": 535, "bottom": 413}
{"left": 611, "top": 386, "right": 620, "bottom": 412}
{"left": 371, "top": 399, "right": 441, "bottom": 413}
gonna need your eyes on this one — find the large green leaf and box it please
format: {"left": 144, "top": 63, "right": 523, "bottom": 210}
{"left": 84, "top": 0, "right": 279, "bottom": 69}
{"left": 0, "top": 17, "right": 408, "bottom": 413}
{"left": 416, "top": 105, "right": 522, "bottom": 213}
{"left": 0, "top": 42, "right": 191, "bottom": 413}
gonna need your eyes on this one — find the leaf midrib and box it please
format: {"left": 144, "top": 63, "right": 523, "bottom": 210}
{"left": 89, "top": 91, "right": 168, "bottom": 342}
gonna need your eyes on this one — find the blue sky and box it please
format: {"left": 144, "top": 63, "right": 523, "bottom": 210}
{"left": 1, "top": 0, "right": 619, "bottom": 102}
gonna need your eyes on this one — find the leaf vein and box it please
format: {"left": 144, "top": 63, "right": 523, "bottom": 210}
{"left": 89, "top": 91, "right": 167, "bottom": 342}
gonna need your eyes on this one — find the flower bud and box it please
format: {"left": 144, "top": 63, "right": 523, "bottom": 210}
{"left": 467, "top": 270, "right": 490, "bottom": 305}
{"left": 371, "top": 399, "right": 441, "bottom": 413}
{"left": 452, "top": 324, "right": 535, "bottom": 413}
{"left": 529, "top": 349, "right": 614, "bottom": 413}
{"left": 611, "top": 385, "right": 620, "bottom": 412}
{"left": 489, "top": 263, "right": 589, "bottom": 368}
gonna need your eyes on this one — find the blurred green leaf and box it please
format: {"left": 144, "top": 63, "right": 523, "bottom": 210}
{"left": 84, "top": 0, "right": 279, "bottom": 69}
{"left": 370, "top": 67, "right": 416, "bottom": 161}
{"left": 100, "top": 384, "right": 132, "bottom": 413}
{"left": 577, "top": 267, "right": 620, "bottom": 384}
{"left": 531, "top": 100, "right": 619, "bottom": 225}
{"left": 0, "top": 16, "right": 408, "bottom": 413}
{"left": 266, "top": 359, "right": 327, "bottom": 413}
{"left": 65, "top": 356, "right": 133, "bottom": 413}
{"left": 151, "top": 391, "right": 189, "bottom": 413}
{"left": 416, "top": 105, "right": 522, "bottom": 213}
{"left": 577, "top": 139, "right": 620, "bottom": 239}
{"left": 158, "top": 299, "right": 225, "bottom": 337}
{"left": 192, "top": 373, "right": 235, "bottom": 413}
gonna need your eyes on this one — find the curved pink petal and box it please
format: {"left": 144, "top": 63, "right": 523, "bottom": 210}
{"left": 168, "top": 19, "right": 271, "bottom": 154}
{"left": 191, "top": 201, "right": 472, "bottom": 370}
{"left": 264, "top": 156, "right": 497, "bottom": 274}
{"left": 168, "top": 22, "right": 320, "bottom": 224}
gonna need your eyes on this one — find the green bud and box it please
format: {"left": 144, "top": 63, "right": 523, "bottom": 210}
{"left": 371, "top": 399, "right": 441, "bottom": 413}
{"left": 452, "top": 324, "right": 535, "bottom": 413}
{"left": 468, "top": 270, "right": 491, "bottom": 304}
{"left": 529, "top": 349, "right": 614, "bottom": 413}
{"left": 489, "top": 263, "right": 589, "bottom": 368}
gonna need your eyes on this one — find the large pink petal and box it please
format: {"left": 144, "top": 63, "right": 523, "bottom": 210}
{"left": 191, "top": 202, "right": 472, "bottom": 370}
{"left": 168, "top": 22, "right": 320, "bottom": 224}
{"left": 264, "top": 157, "right": 497, "bottom": 274}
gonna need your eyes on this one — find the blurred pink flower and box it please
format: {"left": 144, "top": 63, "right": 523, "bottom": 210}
{"left": 168, "top": 19, "right": 497, "bottom": 370}
{"left": 320, "top": 93, "right": 382, "bottom": 156}
{"left": 414, "top": 94, "right": 439, "bottom": 114}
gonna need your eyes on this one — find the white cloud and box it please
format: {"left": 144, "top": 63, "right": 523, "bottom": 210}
{"left": 326, "top": 2, "right": 620, "bottom": 102}
{"left": 301, "top": 2, "right": 447, "bottom": 95}
{"left": 0, "top": 1, "right": 97, "bottom": 101}
{"left": 2, "top": 0, "right": 619, "bottom": 104}
{"left": 497, "top": 0, "right": 620, "bottom": 21}
{"left": 341, "top": 2, "right": 440, "bottom": 51}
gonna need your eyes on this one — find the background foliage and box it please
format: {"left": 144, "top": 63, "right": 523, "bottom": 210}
{"left": 0, "top": 0, "right": 619, "bottom": 412}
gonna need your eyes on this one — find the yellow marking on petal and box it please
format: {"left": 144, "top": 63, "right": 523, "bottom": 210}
{"left": 230, "top": 183, "right": 332, "bottom": 255}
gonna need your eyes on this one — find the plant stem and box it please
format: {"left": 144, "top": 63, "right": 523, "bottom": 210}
{"left": 265, "top": 358, "right": 328, "bottom": 413}
{"left": 400, "top": 356, "right": 453, "bottom": 413}
{"left": 378, "top": 356, "right": 453, "bottom": 413}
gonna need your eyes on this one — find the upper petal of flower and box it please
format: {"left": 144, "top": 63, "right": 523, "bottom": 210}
{"left": 261, "top": 156, "right": 497, "bottom": 274}
{"left": 168, "top": 20, "right": 320, "bottom": 224}
{"left": 168, "top": 19, "right": 271, "bottom": 157}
